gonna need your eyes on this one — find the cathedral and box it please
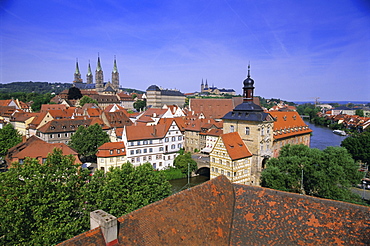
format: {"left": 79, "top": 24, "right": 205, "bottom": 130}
{"left": 73, "top": 56, "right": 120, "bottom": 94}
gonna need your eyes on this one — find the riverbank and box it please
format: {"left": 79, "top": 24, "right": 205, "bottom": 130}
{"left": 304, "top": 119, "right": 347, "bottom": 150}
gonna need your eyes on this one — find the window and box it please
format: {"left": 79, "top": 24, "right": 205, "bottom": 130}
{"left": 130, "top": 150, "right": 134, "bottom": 155}
{"left": 212, "top": 158, "right": 215, "bottom": 163}
{"left": 148, "top": 156, "right": 152, "bottom": 160}
{"left": 136, "top": 157, "right": 140, "bottom": 162}
{"left": 267, "top": 127, "right": 270, "bottom": 134}
{"left": 117, "top": 149, "right": 120, "bottom": 154}
{"left": 178, "top": 143, "right": 182, "bottom": 148}
{"left": 171, "top": 144, "right": 175, "bottom": 149}
{"left": 261, "top": 128, "right": 264, "bottom": 136}
{"left": 159, "top": 147, "right": 164, "bottom": 151}
{"left": 50, "top": 134, "right": 53, "bottom": 138}
{"left": 144, "top": 149, "right": 147, "bottom": 153}
{"left": 221, "top": 170, "right": 224, "bottom": 174}
{"left": 121, "top": 157, "right": 125, "bottom": 161}
{"left": 149, "top": 140, "right": 153, "bottom": 144}
{"left": 131, "top": 158, "right": 135, "bottom": 163}
{"left": 230, "top": 125, "right": 234, "bottom": 132}
{"left": 110, "top": 158, "right": 113, "bottom": 162}
{"left": 245, "top": 127, "right": 250, "bottom": 135}
{"left": 57, "top": 134, "right": 61, "bottom": 138}
{"left": 143, "top": 140, "right": 148, "bottom": 145}
{"left": 149, "top": 148, "right": 153, "bottom": 153}
{"left": 64, "top": 133, "right": 68, "bottom": 137}
{"left": 159, "top": 162, "right": 162, "bottom": 166}
{"left": 137, "top": 141, "right": 141, "bottom": 145}
{"left": 143, "top": 156, "right": 146, "bottom": 161}
{"left": 227, "top": 172, "right": 230, "bottom": 177}
{"left": 130, "top": 142, "right": 134, "bottom": 146}
{"left": 234, "top": 172, "right": 237, "bottom": 177}
{"left": 101, "top": 159, "right": 104, "bottom": 163}
{"left": 178, "top": 136, "right": 182, "bottom": 141}
{"left": 219, "top": 159, "right": 222, "bottom": 165}
{"left": 165, "top": 137, "right": 169, "bottom": 142}
{"left": 216, "top": 168, "right": 218, "bottom": 173}
{"left": 110, "top": 150, "right": 113, "bottom": 155}
{"left": 136, "top": 149, "right": 141, "bottom": 154}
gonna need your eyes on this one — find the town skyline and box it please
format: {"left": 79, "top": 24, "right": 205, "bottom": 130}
{"left": 1, "top": 1, "right": 369, "bottom": 101}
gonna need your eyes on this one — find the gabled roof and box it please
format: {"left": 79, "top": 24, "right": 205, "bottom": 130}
{"left": 221, "top": 132, "right": 252, "bottom": 160}
{"left": 190, "top": 98, "right": 235, "bottom": 119}
{"left": 40, "top": 104, "right": 67, "bottom": 112}
{"left": 10, "top": 112, "right": 38, "bottom": 122}
{"left": 96, "top": 142, "right": 126, "bottom": 158}
{"left": 125, "top": 120, "right": 177, "bottom": 141}
{"left": 269, "top": 111, "right": 312, "bottom": 140}
{"left": 102, "top": 111, "right": 132, "bottom": 128}
{"left": 6, "top": 135, "right": 80, "bottom": 164}
{"left": 205, "top": 128, "right": 223, "bottom": 137}
{"left": 59, "top": 175, "right": 370, "bottom": 245}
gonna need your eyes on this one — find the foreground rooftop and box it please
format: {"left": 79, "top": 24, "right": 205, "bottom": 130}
{"left": 60, "top": 175, "right": 369, "bottom": 245}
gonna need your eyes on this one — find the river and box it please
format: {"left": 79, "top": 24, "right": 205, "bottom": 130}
{"left": 304, "top": 120, "right": 348, "bottom": 150}
{"left": 170, "top": 120, "right": 347, "bottom": 193}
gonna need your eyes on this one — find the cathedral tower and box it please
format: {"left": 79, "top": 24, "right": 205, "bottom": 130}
{"left": 243, "top": 64, "right": 254, "bottom": 102}
{"left": 73, "top": 59, "right": 82, "bottom": 83}
{"left": 201, "top": 79, "right": 204, "bottom": 92}
{"left": 95, "top": 55, "right": 104, "bottom": 92}
{"left": 86, "top": 61, "right": 93, "bottom": 84}
{"left": 111, "top": 56, "right": 119, "bottom": 90}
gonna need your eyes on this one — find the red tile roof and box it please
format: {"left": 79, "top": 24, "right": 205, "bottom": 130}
{"left": 6, "top": 135, "right": 80, "bottom": 165}
{"left": 221, "top": 132, "right": 252, "bottom": 160}
{"left": 59, "top": 175, "right": 370, "bottom": 245}
{"left": 97, "top": 142, "right": 126, "bottom": 158}
{"left": 269, "top": 111, "right": 312, "bottom": 140}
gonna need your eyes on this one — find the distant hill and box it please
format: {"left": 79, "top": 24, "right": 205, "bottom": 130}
{"left": 0, "top": 82, "right": 72, "bottom": 94}
{"left": 0, "top": 82, "right": 145, "bottom": 95}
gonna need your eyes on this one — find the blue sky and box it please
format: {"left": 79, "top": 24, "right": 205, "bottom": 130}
{"left": 0, "top": 0, "right": 369, "bottom": 101}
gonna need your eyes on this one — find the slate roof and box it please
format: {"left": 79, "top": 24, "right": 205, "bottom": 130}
{"left": 59, "top": 175, "right": 370, "bottom": 245}
{"left": 222, "top": 102, "right": 273, "bottom": 122}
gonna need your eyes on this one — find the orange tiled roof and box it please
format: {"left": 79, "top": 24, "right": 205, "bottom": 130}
{"left": 96, "top": 142, "right": 126, "bottom": 158}
{"left": 59, "top": 175, "right": 370, "bottom": 245}
{"left": 269, "top": 111, "right": 312, "bottom": 140}
{"left": 221, "top": 132, "right": 252, "bottom": 160}
{"left": 125, "top": 120, "right": 178, "bottom": 141}
{"left": 6, "top": 135, "right": 80, "bottom": 164}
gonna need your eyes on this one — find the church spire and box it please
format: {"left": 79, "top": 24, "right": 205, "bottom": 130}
{"left": 96, "top": 54, "right": 102, "bottom": 72}
{"left": 111, "top": 56, "right": 119, "bottom": 91}
{"left": 112, "top": 55, "right": 118, "bottom": 73}
{"left": 242, "top": 63, "right": 255, "bottom": 102}
{"left": 86, "top": 60, "right": 93, "bottom": 84}
{"left": 73, "top": 58, "right": 82, "bottom": 83}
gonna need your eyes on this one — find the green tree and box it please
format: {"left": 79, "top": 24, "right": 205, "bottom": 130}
{"left": 0, "top": 148, "right": 90, "bottom": 245}
{"left": 81, "top": 162, "right": 171, "bottom": 217}
{"left": 341, "top": 130, "right": 370, "bottom": 165}
{"left": 261, "top": 144, "right": 363, "bottom": 203}
{"left": 133, "top": 99, "right": 146, "bottom": 111}
{"left": 69, "top": 123, "right": 110, "bottom": 161}
{"left": 0, "top": 124, "right": 22, "bottom": 157}
{"left": 79, "top": 95, "right": 98, "bottom": 107}
{"left": 355, "top": 109, "right": 364, "bottom": 117}
{"left": 173, "top": 152, "right": 197, "bottom": 176}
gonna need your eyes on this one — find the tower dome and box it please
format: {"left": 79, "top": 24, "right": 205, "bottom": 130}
{"left": 243, "top": 64, "right": 254, "bottom": 88}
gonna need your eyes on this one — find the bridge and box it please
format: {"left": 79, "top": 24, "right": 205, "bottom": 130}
{"left": 191, "top": 153, "right": 210, "bottom": 176}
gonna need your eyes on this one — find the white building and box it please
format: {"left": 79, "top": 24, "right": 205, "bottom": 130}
{"left": 121, "top": 120, "right": 184, "bottom": 170}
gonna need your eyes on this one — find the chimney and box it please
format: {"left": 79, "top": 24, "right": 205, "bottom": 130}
{"left": 90, "top": 210, "right": 118, "bottom": 245}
